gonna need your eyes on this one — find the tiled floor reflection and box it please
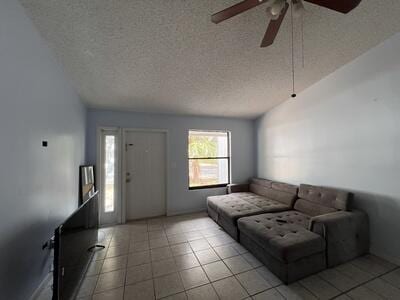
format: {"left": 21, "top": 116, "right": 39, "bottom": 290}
{"left": 36, "top": 212, "right": 400, "bottom": 299}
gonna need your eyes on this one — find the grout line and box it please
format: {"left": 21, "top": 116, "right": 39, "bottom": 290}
{"left": 275, "top": 286, "right": 287, "bottom": 300}
{"left": 150, "top": 258, "right": 156, "bottom": 300}
{"left": 187, "top": 231, "right": 222, "bottom": 299}
{"left": 215, "top": 248, "right": 251, "bottom": 298}
{"left": 87, "top": 252, "right": 106, "bottom": 298}
{"left": 197, "top": 256, "right": 222, "bottom": 299}
{"left": 121, "top": 249, "right": 128, "bottom": 300}
{"left": 249, "top": 285, "right": 286, "bottom": 299}
{"left": 297, "top": 273, "right": 341, "bottom": 299}
{"left": 329, "top": 266, "right": 400, "bottom": 299}
{"left": 379, "top": 266, "right": 400, "bottom": 288}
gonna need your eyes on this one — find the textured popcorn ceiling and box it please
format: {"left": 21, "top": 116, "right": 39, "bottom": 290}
{"left": 20, "top": 0, "right": 400, "bottom": 118}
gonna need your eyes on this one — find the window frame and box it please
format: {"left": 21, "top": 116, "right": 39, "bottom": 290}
{"left": 188, "top": 130, "right": 231, "bottom": 190}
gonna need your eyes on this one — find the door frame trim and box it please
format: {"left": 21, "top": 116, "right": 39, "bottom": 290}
{"left": 121, "top": 128, "right": 169, "bottom": 223}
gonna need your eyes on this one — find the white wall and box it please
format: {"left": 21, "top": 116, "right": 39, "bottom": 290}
{"left": 0, "top": 1, "right": 86, "bottom": 299}
{"left": 256, "top": 32, "right": 400, "bottom": 264}
{"left": 86, "top": 109, "right": 256, "bottom": 215}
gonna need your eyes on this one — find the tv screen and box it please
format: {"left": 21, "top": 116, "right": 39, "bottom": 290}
{"left": 53, "top": 191, "right": 99, "bottom": 300}
{"left": 79, "top": 165, "right": 96, "bottom": 205}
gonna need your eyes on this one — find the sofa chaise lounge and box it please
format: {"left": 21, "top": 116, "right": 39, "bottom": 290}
{"left": 207, "top": 178, "right": 298, "bottom": 240}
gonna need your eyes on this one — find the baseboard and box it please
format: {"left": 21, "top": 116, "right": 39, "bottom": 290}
{"left": 167, "top": 208, "right": 206, "bottom": 217}
{"left": 29, "top": 272, "right": 52, "bottom": 300}
{"left": 370, "top": 246, "right": 400, "bottom": 266}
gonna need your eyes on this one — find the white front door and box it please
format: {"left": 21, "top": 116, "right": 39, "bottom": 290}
{"left": 125, "top": 130, "right": 166, "bottom": 220}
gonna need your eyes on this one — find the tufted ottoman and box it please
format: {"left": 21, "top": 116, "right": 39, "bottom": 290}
{"left": 238, "top": 212, "right": 326, "bottom": 284}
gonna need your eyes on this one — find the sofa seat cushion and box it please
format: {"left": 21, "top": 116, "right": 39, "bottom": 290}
{"left": 245, "top": 198, "right": 291, "bottom": 213}
{"left": 265, "top": 210, "right": 312, "bottom": 229}
{"left": 217, "top": 196, "right": 290, "bottom": 225}
{"left": 207, "top": 193, "right": 253, "bottom": 212}
{"left": 218, "top": 201, "right": 263, "bottom": 224}
{"left": 207, "top": 193, "right": 291, "bottom": 226}
{"left": 238, "top": 212, "right": 325, "bottom": 263}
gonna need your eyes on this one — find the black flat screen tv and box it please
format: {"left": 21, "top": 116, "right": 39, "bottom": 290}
{"left": 53, "top": 191, "right": 99, "bottom": 300}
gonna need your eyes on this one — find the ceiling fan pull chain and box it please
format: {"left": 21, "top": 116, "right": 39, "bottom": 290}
{"left": 301, "top": 12, "right": 305, "bottom": 68}
{"left": 291, "top": 2, "right": 296, "bottom": 98}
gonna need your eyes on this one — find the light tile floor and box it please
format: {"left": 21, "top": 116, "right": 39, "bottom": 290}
{"left": 37, "top": 212, "right": 400, "bottom": 300}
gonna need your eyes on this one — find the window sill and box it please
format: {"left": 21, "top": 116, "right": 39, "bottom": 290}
{"left": 189, "top": 184, "right": 229, "bottom": 190}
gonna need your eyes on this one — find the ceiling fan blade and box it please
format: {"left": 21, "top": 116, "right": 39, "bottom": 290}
{"left": 304, "top": 0, "right": 362, "bottom": 14}
{"left": 260, "top": 2, "right": 289, "bottom": 48}
{"left": 211, "top": 0, "right": 271, "bottom": 24}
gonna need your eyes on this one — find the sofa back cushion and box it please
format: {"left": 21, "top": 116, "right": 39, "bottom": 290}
{"left": 251, "top": 178, "right": 272, "bottom": 188}
{"left": 271, "top": 182, "right": 298, "bottom": 195}
{"left": 294, "top": 184, "right": 349, "bottom": 216}
{"left": 249, "top": 178, "right": 298, "bottom": 207}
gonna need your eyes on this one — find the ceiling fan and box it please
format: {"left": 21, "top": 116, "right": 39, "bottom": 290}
{"left": 211, "top": 0, "right": 362, "bottom": 47}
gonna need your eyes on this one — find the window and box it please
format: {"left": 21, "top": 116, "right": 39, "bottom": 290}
{"left": 188, "top": 130, "right": 230, "bottom": 189}
{"left": 103, "top": 134, "right": 116, "bottom": 212}
{"left": 99, "top": 128, "right": 121, "bottom": 225}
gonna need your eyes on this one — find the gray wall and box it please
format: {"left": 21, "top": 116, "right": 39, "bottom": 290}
{"left": 86, "top": 109, "right": 256, "bottom": 215}
{"left": 0, "top": 1, "right": 86, "bottom": 299}
{"left": 256, "top": 32, "right": 400, "bottom": 264}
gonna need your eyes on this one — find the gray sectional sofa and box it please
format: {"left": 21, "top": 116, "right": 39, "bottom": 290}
{"left": 206, "top": 178, "right": 370, "bottom": 284}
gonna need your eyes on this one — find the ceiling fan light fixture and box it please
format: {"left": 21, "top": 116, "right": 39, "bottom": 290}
{"left": 270, "top": 0, "right": 287, "bottom": 16}
{"left": 266, "top": 7, "right": 280, "bottom": 20}
{"left": 211, "top": 0, "right": 362, "bottom": 48}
